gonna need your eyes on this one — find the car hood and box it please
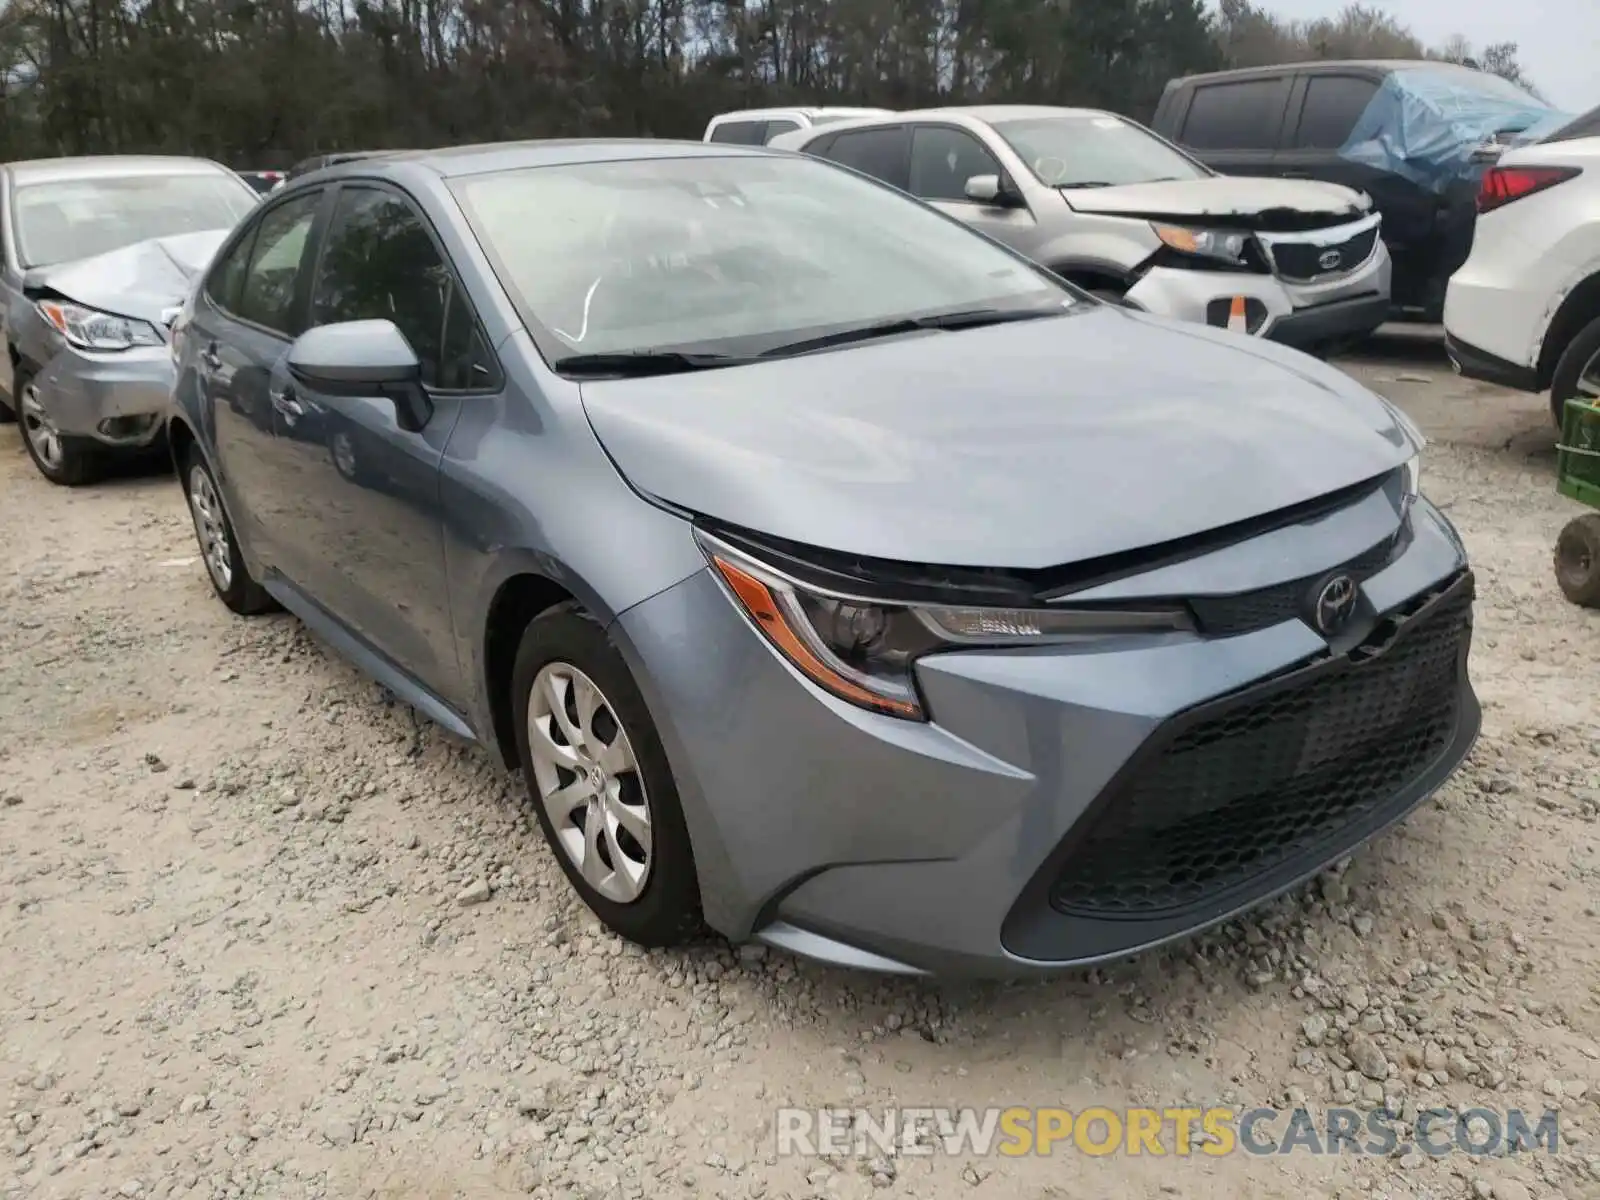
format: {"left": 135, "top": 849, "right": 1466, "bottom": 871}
{"left": 23, "top": 229, "right": 231, "bottom": 325}
{"left": 578, "top": 308, "right": 1416, "bottom": 570}
{"left": 1062, "top": 176, "right": 1370, "bottom": 224}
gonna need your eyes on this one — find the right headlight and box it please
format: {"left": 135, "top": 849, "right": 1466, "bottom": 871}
{"left": 697, "top": 531, "right": 1193, "bottom": 721}
{"left": 36, "top": 299, "right": 163, "bottom": 352}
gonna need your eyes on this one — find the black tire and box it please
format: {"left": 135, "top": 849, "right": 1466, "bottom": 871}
{"left": 511, "top": 602, "right": 705, "bottom": 947}
{"left": 182, "top": 446, "right": 277, "bottom": 615}
{"left": 1555, "top": 513, "right": 1600, "bottom": 608}
{"left": 1549, "top": 314, "right": 1600, "bottom": 429}
{"left": 16, "top": 368, "right": 103, "bottom": 486}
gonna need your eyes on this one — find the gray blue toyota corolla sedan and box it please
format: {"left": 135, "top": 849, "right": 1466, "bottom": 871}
{"left": 167, "top": 139, "right": 1478, "bottom": 978}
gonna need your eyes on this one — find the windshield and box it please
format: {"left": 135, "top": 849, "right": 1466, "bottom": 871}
{"left": 992, "top": 114, "right": 1210, "bottom": 188}
{"left": 453, "top": 154, "right": 1077, "bottom": 362}
{"left": 13, "top": 172, "right": 258, "bottom": 268}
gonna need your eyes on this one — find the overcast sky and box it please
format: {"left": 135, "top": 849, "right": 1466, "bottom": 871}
{"left": 1262, "top": 0, "right": 1600, "bottom": 113}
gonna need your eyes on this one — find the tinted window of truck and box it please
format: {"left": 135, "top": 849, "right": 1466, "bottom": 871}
{"left": 709, "top": 120, "right": 768, "bottom": 145}
{"left": 763, "top": 120, "right": 801, "bottom": 142}
{"left": 816, "top": 127, "right": 910, "bottom": 191}
{"left": 1180, "top": 80, "right": 1285, "bottom": 150}
{"left": 1295, "top": 75, "right": 1381, "bottom": 149}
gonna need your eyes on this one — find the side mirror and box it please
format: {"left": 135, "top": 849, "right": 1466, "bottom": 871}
{"left": 964, "top": 173, "right": 1025, "bottom": 208}
{"left": 964, "top": 174, "right": 1002, "bottom": 203}
{"left": 287, "top": 319, "right": 433, "bottom": 433}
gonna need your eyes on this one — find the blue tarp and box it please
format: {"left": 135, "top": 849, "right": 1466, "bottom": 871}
{"left": 1340, "top": 68, "right": 1574, "bottom": 192}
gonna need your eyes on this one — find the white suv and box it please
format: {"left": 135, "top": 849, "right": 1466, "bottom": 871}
{"left": 702, "top": 108, "right": 892, "bottom": 146}
{"left": 1445, "top": 106, "right": 1600, "bottom": 425}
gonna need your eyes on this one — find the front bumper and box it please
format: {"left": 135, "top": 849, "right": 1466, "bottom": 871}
{"left": 616, "top": 492, "right": 1476, "bottom": 978}
{"left": 34, "top": 343, "right": 173, "bottom": 447}
{"left": 1126, "top": 235, "right": 1392, "bottom": 348}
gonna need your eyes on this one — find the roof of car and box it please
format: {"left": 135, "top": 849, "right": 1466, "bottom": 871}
{"left": 306, "top": 138, "right": 782, "bottom": 181}
{"left": 1170, "top": 59, "right": 1483, "bottom": 86}
{"left": 710, "top": 107, "right": 889, "bottom": 121}
{"left": 4, "top": 155, "right": 234, "bottom": 185}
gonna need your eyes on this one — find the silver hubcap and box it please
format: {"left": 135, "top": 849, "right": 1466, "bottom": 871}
{"left": 526, "top": 663, "right": 652, "bottom": 903}
{"left": 19, "top": 383, "right": 62, "bottom": 470}
{"left": 187, "top": 465, "right": 233, "bottom": 591}
{"left": 332, "top": 433, "right": 356, "bottom": 478}
{"left": 1578, "top": 347, "right": 1600, "bottom": 401}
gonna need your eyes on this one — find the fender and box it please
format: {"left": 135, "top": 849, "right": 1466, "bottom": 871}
{"left": 1534, "top": 255, "right": 1600, "bottom": 386}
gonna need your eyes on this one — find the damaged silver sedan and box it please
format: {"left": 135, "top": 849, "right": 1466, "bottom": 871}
{"left": 0, "top": 156, "right": 259, "bottom": 485}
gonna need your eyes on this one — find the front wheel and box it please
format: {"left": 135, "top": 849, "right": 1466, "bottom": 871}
{"left": 184, "top": 447, "right": 277, "bottom": 615}
{"left": 512, "top": 603, "right": 705, "bottom": 947}
{"left": 17, "top": 371, "right": 102, "bottom": 486}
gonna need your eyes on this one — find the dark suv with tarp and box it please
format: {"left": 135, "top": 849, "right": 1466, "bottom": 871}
{"left": 1152, "top": 60, "right": 1572, "bottom": 323}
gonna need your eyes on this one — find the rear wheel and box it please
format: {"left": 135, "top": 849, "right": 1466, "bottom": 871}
{"left": 1549, "top": 314, "right": 1600, "bottom": 429}
{"left": 512, "top": 603, "right": 704, "bottom": 947}
{"left": 184, "top": 446, "right": 277, "bottom": 615}
{"left": 17, "top": 370, "right": 102, "bottom": 486}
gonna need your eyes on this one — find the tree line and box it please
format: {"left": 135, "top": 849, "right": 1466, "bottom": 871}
{"left": 0, "top": 0, "right": 1540, "bottom": 168}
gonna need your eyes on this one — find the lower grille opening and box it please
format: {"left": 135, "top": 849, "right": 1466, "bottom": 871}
{"left": 1050, "top": 577, "right": 1471, "bottom": 918}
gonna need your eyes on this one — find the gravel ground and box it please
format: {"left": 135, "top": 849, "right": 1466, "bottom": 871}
{"left": 4, "top": 334, "right": 1600, "bottom": 1200}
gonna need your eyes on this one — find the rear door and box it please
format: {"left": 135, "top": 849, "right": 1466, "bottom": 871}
{"left": 190, "top": 187, "right": 328, "bottom": 566}
{"left": 806, "top": 125, "right": 912, "bottom": 192}
{"left": 1169, "top": 74, "right": 1293, "bottom": 178}
{"left": 1280, "top": 68, "right": 1448, "bottom": 311}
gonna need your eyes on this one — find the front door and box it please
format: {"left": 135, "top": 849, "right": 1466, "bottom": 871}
{"left": 906, "top": 124, "right": 1042, "bottom": 254}
{"left": 268, "top": 182, "right": 496, "bottom": 705}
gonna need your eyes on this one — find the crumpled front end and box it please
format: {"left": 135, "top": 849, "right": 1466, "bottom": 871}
{"left": 615, "top": 471, "right": 1478, "bottom": 978}
{"left": 33, "top": 341, "right": 173, "bottom": 447}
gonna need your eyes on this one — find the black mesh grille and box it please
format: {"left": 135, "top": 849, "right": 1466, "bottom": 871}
{"left": 1188, "top": 535, "right": 1398, "bottom": 637}
{"left": 1269, "top": 226, "right": 1382, "bottom": 282}
{"left": 1049, "top": 578, "right": 1470, "bottom": 917}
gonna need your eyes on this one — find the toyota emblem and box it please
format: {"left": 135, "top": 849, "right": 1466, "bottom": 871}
{"left": 1318, "top": 249, "right": 1343, "bottom": 272}
{"left": 1312, "top": 574, "right": 1359, "bottom": 635}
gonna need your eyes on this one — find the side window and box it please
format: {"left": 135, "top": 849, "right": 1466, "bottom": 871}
{"left": 1547, "top": 107, "right": 1600, "bottom": 144}
{"left": 709, "top": 120, "right": 767, "bottom": 145}
{"left": 762, "top": 119, "right": 802, "bottom": 143}
{"left": 909, "top": 126, "right": 1003, "bottom": 202}
{"left": 205, "top": 226, "right": 258, "bottom": 313}
{"left": 1295, "top": 75, "right": 1381, "bottom": 149}
{"left": 817, "top": 127, "right": 910, "bottom": 191}
{"left": 235, "top": 191, "right": 321, "bottom": 335}
{"left": 801, "top": 133, "right": 837, "bottom": 158}
{"left": 1180, "top": 80, "right": 1286, "bottom": 151}
{"left": 310, "top": 186, "right": 489, "bottom": 391}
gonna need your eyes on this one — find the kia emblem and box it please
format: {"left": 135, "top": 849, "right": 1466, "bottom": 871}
{"left": 1318, "top": 249, "right": 1343, "bottom": 272}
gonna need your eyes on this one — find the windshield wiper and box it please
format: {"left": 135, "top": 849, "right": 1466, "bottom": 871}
{"left": 759, "top": 306, "right": 1063, "bottom": 358}
{"left": 552, "top": 350, "right": 750, "bottom": 378}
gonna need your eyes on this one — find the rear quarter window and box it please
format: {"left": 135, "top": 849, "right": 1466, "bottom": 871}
{"left": 1181, "top": 79, "right": 1287, "bottom": 151}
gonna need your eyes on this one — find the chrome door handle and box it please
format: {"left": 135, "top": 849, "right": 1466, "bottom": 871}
{"left": 270, "top": 387, "right": 303, "bottom": 420}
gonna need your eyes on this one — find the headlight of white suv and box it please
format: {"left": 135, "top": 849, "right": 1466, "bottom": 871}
{"left": 36, "top": 299, "right": 164, "bottom": 352}
{"left": 1151, "top": 222, "right": 1252, "bottom": 267}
